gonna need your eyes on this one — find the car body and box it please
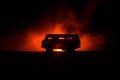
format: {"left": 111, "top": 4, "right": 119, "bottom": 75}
{"left": 41, "top": 34, "right": 80, "bottom": 52}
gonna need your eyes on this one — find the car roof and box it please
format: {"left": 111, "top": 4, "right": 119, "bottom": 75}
{"left": 46, "top": 34, "right": 79, "bottom": 37}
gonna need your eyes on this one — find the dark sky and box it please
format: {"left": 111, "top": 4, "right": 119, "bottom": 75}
{"left": 0, "top": 0, "right": 112, "bottom": 32}
{"left": 0, "top": 0, "right": 115, "bottom": 50}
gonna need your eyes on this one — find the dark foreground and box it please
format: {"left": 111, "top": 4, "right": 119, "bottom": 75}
{"left": 0, "top": 51, "right": 117, "bottom": 72}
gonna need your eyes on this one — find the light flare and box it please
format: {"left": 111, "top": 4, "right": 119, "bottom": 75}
{"left": 53, "top": 49, "right": 64, "bottom": 52}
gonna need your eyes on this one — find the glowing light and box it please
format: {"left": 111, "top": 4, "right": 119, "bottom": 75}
{"left": 69, "top": 37, "right": 72, "bottom": 40}
{"left": 59, "top": 37, "right": 64, "bottom": 40}
{"left": 53, "top": 49, "right": 64, "bottom": 52}
{"left": 48, "top": 37, "right": 52, "bottom": 39}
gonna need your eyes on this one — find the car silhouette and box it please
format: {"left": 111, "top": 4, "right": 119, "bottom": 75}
{"left": 41, "top": 34, "right": 80, "bottom": 52}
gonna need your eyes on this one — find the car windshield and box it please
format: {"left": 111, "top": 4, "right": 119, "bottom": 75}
{"left": 46, "top": 34, "right": 79, "bottom": 40}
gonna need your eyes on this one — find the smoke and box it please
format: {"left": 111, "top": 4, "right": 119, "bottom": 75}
{"left": 21, "top": 0, "right": 105, "bottom": 51}
{"left": 22, "top": 10, "right": 105, "bottom": 51}
{"left": 0, "top": 0, "right": 105, "bottom": 51}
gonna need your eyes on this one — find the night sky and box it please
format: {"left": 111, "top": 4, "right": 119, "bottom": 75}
{"left": 0, "top": 0, "right": 114, "bottom": 50}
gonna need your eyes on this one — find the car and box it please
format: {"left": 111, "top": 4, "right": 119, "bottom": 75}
{"left": 41, "top": 34, "right": 80, "bottom": 52}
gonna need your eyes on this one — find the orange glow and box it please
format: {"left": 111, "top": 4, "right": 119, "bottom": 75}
{"left": 0, "top": 0, "right": 106, "bottom": 51}
{"left": 20, "top": 1, "right": 105, "bottom": 51}
{"left": 48, "top": 37, "right": 52, "bottom": 39}
{"left": 53, "top": 49, "right": 64, "bottom": 52}
{"left": 23, "top": 28, "right": 104, "bottom": 51}
{"left": 22, "top": 20, "right": 104, "bottom": 52}
{"left": 59, "top": 37, "right": 64, "bottom": 40}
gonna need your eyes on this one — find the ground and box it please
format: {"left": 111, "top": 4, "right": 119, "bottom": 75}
{"left": 0, "top": 51, "right": 116, "bottom": 72}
